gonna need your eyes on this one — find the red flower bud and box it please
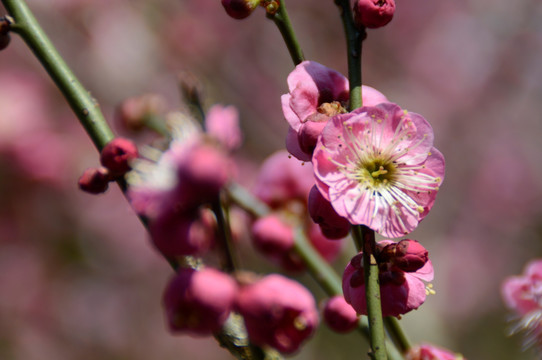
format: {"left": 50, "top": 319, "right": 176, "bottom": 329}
{"left": 221, "top": 0, "right": 260, "bottom": 20}
{"left": 393, "top": 239, "right": 429, "bottom": 272}
{"left": 100, "top": 138, "right": 138, "bottom": 176}
{"left": 323, "top": 295, "right": 359, "bottom": 333}
{"left": 78, "top": 167, "right": 110, "bottom": 194}
{"left": 353, "top": 0, "right": 396, "bottom": 29}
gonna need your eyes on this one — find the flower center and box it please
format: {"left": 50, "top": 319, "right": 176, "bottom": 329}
{"left": 359, "top": 159, "right": 396, "bottom": 188}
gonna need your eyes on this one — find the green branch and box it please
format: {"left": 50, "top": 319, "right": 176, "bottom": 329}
{"left": 267, "top": 0, "right": 304, "bottom": 65}
{"left": 2, "top": 0, "right": 114, "bottom": 151}
{"left": 353, "top": 225, "right": 387, "bottom": 360}
{"left": 335, "top": 0, "right": 366, "bottom": 110}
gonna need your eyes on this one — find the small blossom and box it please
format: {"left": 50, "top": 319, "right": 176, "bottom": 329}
{"left": 353, "top": 0, "right": 396, "bottom": 29}
{"left": 502, "top": 259, "right": 542, "bottom": 350}
{"left": 163, "top": 267, "right": 238, "bottom": 336}
{"left": 128, "top": 113, "right": 235, "bottom": 217}
{"left": 235, "top": 274, "right": 319, "bottom": 354}
{"left": 78, "top": 167, "right": 110, "bottom": 194}
{"left": 406, "top": 343, "right": 466, "bottom": 360}
{"left": 221, "top": 0, "right": 260, "bottom": 20}
{"left": 282, "top": 61, "right": 388, "bottom": 161}
{"left": 313, "top": 102, "right": 444, "bottom": 238}
{"left": 100, "top": 137, "right": 139, "bottom": 176}
{"left": 342, "top": 240, "right": 434, "bottom": 317}
{"left": 322, "top": 295, "right": 359, "bottom": 333}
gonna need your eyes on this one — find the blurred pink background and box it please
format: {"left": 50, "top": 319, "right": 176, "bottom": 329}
{"left": 1, "top": 0, "right": 542, "bottom": 358}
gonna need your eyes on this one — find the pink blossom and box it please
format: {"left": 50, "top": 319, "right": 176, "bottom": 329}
{"left": 342, "top": 240, "right": 434, "bottom": 317}
{"left": 322, "top": 295, "right": 359, "bottom": 333}
{"left": 235, "top": 274, "right": 319, "bottom": 354}
{"left": 282, "top": 61, "right": 388, "bottom": 161}
{"left": 128, "top": 114, "right": 235, "bottom": 218}
{"left": 163, "top": 267, "right": 238, "bottom": 336}
{"left": 313, "top": 102, "right": 444, "bottom": 238}
{"left": 502, "top": 259, "right": 542, "bottom": 349}
{"left": 205, "top": 104, "right": 242, "bottom": 150}
{"left": 406, "top": 343, "right": 466, "bottom": 360}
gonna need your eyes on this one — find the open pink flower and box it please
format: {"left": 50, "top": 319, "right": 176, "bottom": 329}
{"left": 282, "top": 61, "right": 388, "bottom": 161}
{"left": 313, "top": 102, "right": 444, "bottom": 238}
{"left": 502, "top": 259, "right": 542, "bottom": 349}
{"left": 406, "top": 344, "right": 466, "bottom": 360}
{"left": 342, "top": 239, "right": 434, "bottom": 317}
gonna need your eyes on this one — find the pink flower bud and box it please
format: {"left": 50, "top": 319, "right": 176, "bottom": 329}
{"left": 221, "top": 0, "right": 260, "bottom": 20}
{"left": 150, "top": 209, "right": 215, "bottom": 257}
{"left": 308, "top": 185, "right": 351, "bottom": 239}
{"left": 78, "top": 167, "right": 110, "bottom": 194}
{"left": 163, "top": 267, "right": 238, "bottom": 336}
{"left": 251, "top": 215, "right": 295, "bottom": 258}
{"left": 100, "top": 138, "right": 138, "bottom": 176}
{"left": 393, "top": 239, "right": 429, "bottom": 272}
{"left": 353, "top": 0, "right": 396, "bottom": 29}
{"left": 322, "top": 295, "right": 359, "bottom": 333}
{"left": 235, "top": 274, "right": 319, "bottom": 354}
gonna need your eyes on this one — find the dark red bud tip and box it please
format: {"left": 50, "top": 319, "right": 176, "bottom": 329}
{"left": 353, "top": 0, "right": 396, "bottom": 29}
{"left": 0, "top": 17, "right": 11, "bottom": 51}
{"left": 78, "top": 167, "right": 110, "bottom": 194}
{"left": 221, "top": 0, "right": 260, "bottom": 20}
{"left": 100, "top": 138, "right": 138, "bottom": 176}
{"left": 393, "top": 239, "right": 429, "bottom": 272}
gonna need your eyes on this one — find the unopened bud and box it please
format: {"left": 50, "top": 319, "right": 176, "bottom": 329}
{"left": 323, "top": 296, "right": 359, "bottom": 333}
{"left": 353, "top": 0, "right": 396, "bottom": 29}
{"left": 393, "top": 239, "right": 428, "bottom": 272}
{"left": 78, "top": 167, "right": 110, "bottom": 194}
{"left": 0, "top": 17, "right": 12, "bottom": 51}
{"left": 221, "top": 0, "right": 260, "bottom": 20}
{"left": 100, "top": 138, "right": 138, "bottom": 176}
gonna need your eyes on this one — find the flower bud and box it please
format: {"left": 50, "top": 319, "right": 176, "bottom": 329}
{"left": 163, "top": 267, "right": 238, "bottom": 336}
{"left": 100, "top": 138, "right": 138, "bottom": 176}
{"left": 251, "top": 215, "right": 295, "bottom": 257}
{"left": 0, "top": 17, "right": 11, "bottom": 51}
{"left": 78, "top": 167, "right": 110, "bottom": 194}
{"left": 322, "top": 295, "right": 359, "bottom": 333}
{"left": 308, "top": 185, "right": 351, "bottom": 239}
{"left": 353, "top": 0, "right": 396, "bottom": 29}
{"left": 393, "top": 239, "right": 429, "bottom": 272}
{"left": 221, "top": 0, "right": 260, "bottom": 20}
{"left": 235, "top": 274, "right": 319, "bottom": 354}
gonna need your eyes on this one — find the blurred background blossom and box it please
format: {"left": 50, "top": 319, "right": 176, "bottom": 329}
{"left": 1, "top": 0, "right": 542, "bottom": 359}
